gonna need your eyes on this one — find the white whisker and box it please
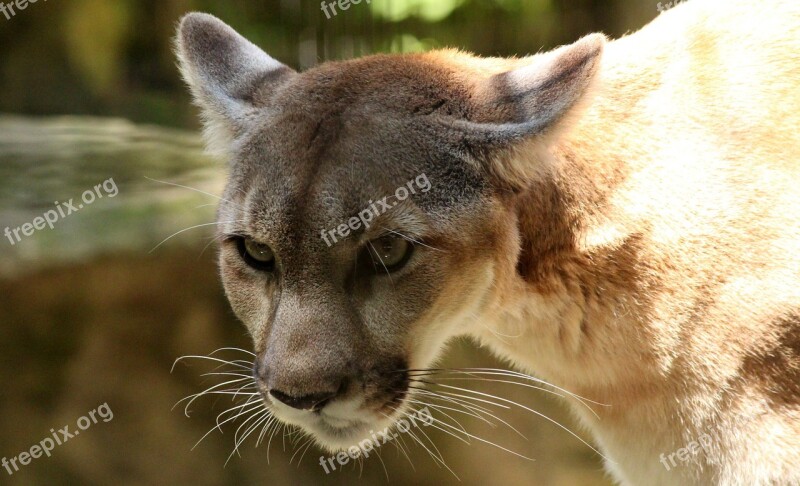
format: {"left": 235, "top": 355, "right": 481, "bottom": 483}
{"left": 367, "top": 240, "right": 394, "bottom": 284}
{"left": 428, "top": 414, "right": 534, "bottom": 462}
{"left": 175, "top": 377, "right": 254, "bottom": 416}
{"left": 382, "top": 228, "right": 445, "bottom": 253}
{"left": 144, "top": 176, "right": 245, "bottom": 210}
{"left": 192, "top": 399, "right": 263, "bottom": 451}
{"left": 150, "top": 220, "right": 246, "bottom": 253}
{"left": 429, "top": 383, "right": 610, "bottom": 461}
{"left": 226, "top": 409, "right": 271, "bottom": 465}
{"left": 393, "top": 409, "right": 459, "bottom": 480}
{"left": 172, "top": 354, "right": 251, "bottom": 373}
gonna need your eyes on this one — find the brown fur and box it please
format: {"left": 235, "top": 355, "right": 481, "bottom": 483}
{"left": 176, "top": 1, "right": 800, "bottom": 484}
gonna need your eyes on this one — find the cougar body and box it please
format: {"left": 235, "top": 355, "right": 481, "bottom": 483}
{"left": 176, "top": 1, "right": 800, "bottom": 484}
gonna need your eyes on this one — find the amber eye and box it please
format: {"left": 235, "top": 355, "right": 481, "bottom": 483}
{"left": 236, "top": 237, "right": 275, "bottom": 271}
{"left": 365, "top": 236, "right": 413, "bottom": 273}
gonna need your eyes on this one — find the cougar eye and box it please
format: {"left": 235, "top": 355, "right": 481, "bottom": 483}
{"left": 365, "top": 236, "right": 413, "bottom": 273}
{"left": 236, "top": 237, "right": 275, "bottom": 271}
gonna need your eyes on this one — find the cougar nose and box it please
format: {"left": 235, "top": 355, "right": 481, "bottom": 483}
{"left": 269, "top": 389, "right": 337, "bottom": 411}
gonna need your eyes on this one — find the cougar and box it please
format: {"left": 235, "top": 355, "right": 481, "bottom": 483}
{"left": 175, "top": 0, "right": 800, "bottom": 483}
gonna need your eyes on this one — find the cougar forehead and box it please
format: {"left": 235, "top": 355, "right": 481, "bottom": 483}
{"left": 222, "top": 53, "right": 492, "bottom": 248}
{"left": 274, "top": 52, "right": 473, "bottom": 116}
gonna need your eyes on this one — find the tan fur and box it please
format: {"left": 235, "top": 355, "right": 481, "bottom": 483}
{"left": 463, "top": 1, "right": 800, "bottom": 484}
{"left": 176, "top": 2, "right": 799, "bottom": 484}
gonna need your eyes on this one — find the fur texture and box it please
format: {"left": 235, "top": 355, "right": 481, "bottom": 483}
{"left": 175, "top": 1, "right": 800, "bottom": 484}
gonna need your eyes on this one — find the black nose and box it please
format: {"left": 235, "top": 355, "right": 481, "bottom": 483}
{"left": 269, "top": 389, "right": 337, "bottom": 411}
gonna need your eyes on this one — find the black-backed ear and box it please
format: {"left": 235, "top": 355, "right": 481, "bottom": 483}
{"left": 440, "top": 34, "right": 605, "bottom": 188}
{"left": 175, "top": 12, "right": 296, "bottom": 156}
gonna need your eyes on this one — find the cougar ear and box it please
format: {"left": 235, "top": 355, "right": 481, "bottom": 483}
{"left": 175, "top": 12, "right": 295, "bottom": 156}
{"left": 442, "top": 34, "right": 605, "bottom": 188}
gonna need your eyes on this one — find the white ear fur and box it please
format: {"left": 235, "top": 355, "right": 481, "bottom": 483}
{"left": 175, "top": 12, "right": 295, "bottom": 157}
{"left": 500, "top": 33, "right": 605, "bottom": 129}
{"left": 438, "top": 34, "right": 605, "bottom": 188}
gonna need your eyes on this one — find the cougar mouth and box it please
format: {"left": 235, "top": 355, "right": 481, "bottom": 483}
{"left": 264, "top": 368, "right": 412, "bottom": 449}
{"left": 268, "top": 401, "right": 407, "bottom": 450}
{"left": 315, "top": 417, "right": 374, "bottom": 444}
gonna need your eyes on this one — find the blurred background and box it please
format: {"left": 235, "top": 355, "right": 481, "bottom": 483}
{"left": 0, "top": 1, "right": 658, "bottom": 484}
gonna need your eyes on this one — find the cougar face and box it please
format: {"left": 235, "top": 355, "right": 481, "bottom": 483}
{"left": 213, "top": 65, "right": 496, "bottom": 447}
{"left": 176, "top": 13, "right": 602, "bottom": 450}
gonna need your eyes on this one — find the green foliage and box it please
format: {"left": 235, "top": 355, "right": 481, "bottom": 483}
{"left": 0, "top": 0, "right": 653, "bottom": 127}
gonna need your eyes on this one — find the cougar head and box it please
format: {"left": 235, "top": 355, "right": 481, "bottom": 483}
{"left": 175, "top": 12, "right": 603, "bottom": 451}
